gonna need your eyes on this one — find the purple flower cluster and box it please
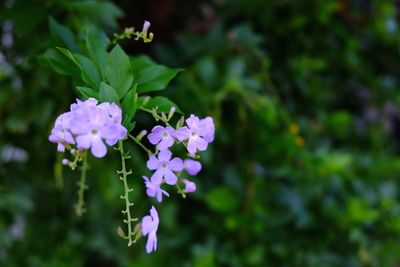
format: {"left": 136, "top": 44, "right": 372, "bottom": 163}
{"left": 49, "top": 98, "right": 127, "bottom": 158}
{"left": 141, "top": 114, "right": 214, "bottom": 253}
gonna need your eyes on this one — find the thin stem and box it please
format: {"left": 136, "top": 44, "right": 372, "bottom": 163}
{"left": 117, "top": 141, "right": 136, "bottom": 246}
{"left": 139, "top": 107, "right": 172, "bottom": 127}
{"left": 127, "top": 134, "right": 153, "bottom": 156}
{"left": 75, "top": 150, "right": 88, "bottom": 217}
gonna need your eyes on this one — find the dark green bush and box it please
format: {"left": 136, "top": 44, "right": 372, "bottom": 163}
{"left": 2, "top": 0, "right": 400, "bottom": 266}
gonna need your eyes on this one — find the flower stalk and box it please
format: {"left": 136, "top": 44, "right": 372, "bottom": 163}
{"left": 128, "top": 133, "right": 153, "bottom": 157}
{"left": 117, "top": 140, "right": 136, "bottom": 246}
{"left": 75, "top": 150, "right": 88, "bottom": 216}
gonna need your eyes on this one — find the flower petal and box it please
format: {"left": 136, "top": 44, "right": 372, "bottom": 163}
{"left": 199, "top": 116, "right": 215, "bottom": 143}
{"left": 150, "top": 206, "right": 159, "bottom": 225}
{"left": 156, "top": 189, "right": 163, "bottom": 202}
{"left": 175, "top": 126, "right": 190, "bottom": 141}
{"left": 158, "top": 150, "right": 172, "bottom": 161}
{"left": 146, "top": 155, "right": 159, "bottom": 170}
{"left": 150, "top": 169, "right": 163, "bottom": 184}
{"left": 146, "top": 188, "right": 156, "bottom": 198}
{"left": 196, "top": 137, "right": 208, "bottom": 151}
{"left": 146, "top": 231, "right": 157, "bottom": 253}
{"left": 57, "top": 143, "right": 65, "bottom": 152}
{"left": 141, "top": 215, "right": 154, "bottom": 236}
{"left": 186, "top": 114, "right": 200, "bottom": 129}
{"left": 91, "top": 137, "right": 107, "bottom": 158}
{"left": 151, "top": 125, "right": 164, "bottom": 133}
{"left": 184, "top": 159, "right": 202, "bottom": 176}
{"left": 187, "top": 137, "right": 197, "bottom": 155}
{"left": 76, "top": 134, "right": 92, "bottom": 150}
{"left": 148, "top": 132, "right": 162, "bottom": 145}
{"left": 158, "top": 136, "right": 174, "bottom": 151}
{"left": 164, "top": 169, "right": 178, "bottom": 185}
{"left": 169, "top": 157, "right": 183, "bottom": 172}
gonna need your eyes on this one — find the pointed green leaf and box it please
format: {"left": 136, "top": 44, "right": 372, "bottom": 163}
{"left": 121, "top": 85, "right": 137, "bottom": 131}
{"left": 85, "top": 27, "right": 109, "bottom": 78}
{"left": 56, "top": 47, "right": 79, "bottom": 65}
{"left": 73, "top": 54, "right": 101, "bottom": 88}
{"left": 38, "top": 48, "right": 80, "bottom": 77}
{"left": 76, "top": 86, "right": 99, "bottom": 99}
{"left": 123, "top": 119, "right": 135, "bottom": 132}
{"left": 55, "top": 48, "right": 100, "bottom": 88}
{"left": 131, "top": 56, "right": 182, "bottom": 93}
{"left": 49, "top": 17, "right": 79, "bottom": 52}
{"left": 99, "top": 82, "right": 119, "bottom": 104}
{"left": 121, "top": 85, "right": 137, "bottom": 120}
{"left": 105, "top": 45, "right": 133, "bottom": 99}
{"left": 131, "top": 55, "right": 154, "bottom": 72}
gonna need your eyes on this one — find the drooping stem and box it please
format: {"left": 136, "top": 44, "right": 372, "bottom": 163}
{"left": 117, "top": 140, "right": 136, "bottom": 246}
{"left": 75, "top": 150, "right": 88, "bottom": 216}
{"left": 127, "top": 133, "right": 153, "bottom": 157}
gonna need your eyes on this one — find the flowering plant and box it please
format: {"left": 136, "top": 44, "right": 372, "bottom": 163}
{"left": 43, "top": 19, "right": 214, "bottom": 253}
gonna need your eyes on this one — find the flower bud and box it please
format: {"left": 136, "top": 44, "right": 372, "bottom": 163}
{"left": 182, "top": 179, "right": 196, "bottom": 193}
{"left": 142, "top": 20, "right": 151, "bottom": 34}
{"left": 168, "top": 106, "right": 176, "bottom": 120}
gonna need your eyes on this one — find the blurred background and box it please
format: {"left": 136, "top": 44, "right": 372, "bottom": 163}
{"left": 2, "top": 0, "right": 400, "bottom": 266}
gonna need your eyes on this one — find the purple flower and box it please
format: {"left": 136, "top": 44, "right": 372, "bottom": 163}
{"left": 147, "top": 126, "right": 175, "bottom": 151}
{"left": 143, "top": 176, "right": 169, "bottom": 202}
{"left": 48, "top": 112, "right": 75, "bottom": 152}
{"left": 98, "top": 102, "right": 127, "bottom": 145}
{"left": 141, "top": 206, "right": 159, "bottom": 254}
{"left": 48, "top": 98, "right": 127, "bottom": 158}
{"left": 182, "top": 179, "right": 196, "bottom": 193}
{"left": 200, "top": 116, "right": 215, "bottom": 143}
{"left": 70, "top": 108, "right": 120, "bottom": 158}
{"left": 146, "top": 150, "right": 183, "bottom": 185}
{"left": 70, "top": 97, "right": 98, "bottom": 112}
{"left": 184, "top": 159, "right": 202, "bottom": 176}
{"left": 176, "top": 115, "right": 215, "bottom": 155}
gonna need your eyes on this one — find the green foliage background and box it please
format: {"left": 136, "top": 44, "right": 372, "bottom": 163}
{"left": 2, "top": 0, "right": 400, "bottom": 266}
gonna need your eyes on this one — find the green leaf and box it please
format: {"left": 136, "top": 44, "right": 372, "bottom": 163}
{"left": 205, "top": 187, "right": 240, "bottom": 213}
{"left": 99, "top": 82, "right": 119, "bottom": 104}
{"left": 131, "top": 55, "right": 154, "bottom": 72}
{"left": 73, "top": 54, "right": 101, "bottom": 88}
{"left": 56, "top": 47, "right": 79, "bottom": 65}
{"left": 38, "top": 48, "right": 79, "bottom": 77}
{"left": 85, "top": 27, "right": 108, "bottom": 78}
{"left": 121, "top": 85, "right": 137, "bottom": 120}
{"left": 49, "top": 17, "right": 79, "bottom": 52}
{"left": 105, "top": 45, "right": 134, "bottom": 99}
{"left": 131, "top": 56, "right": 182, "bottom": 93}
{"left": 123, "top": 119, "right": 136, "bottom": 132}
{"left": 138, "top": 96, "right": 181, "bottom": 114}
{"left": 55, "top": 48, "right": 100, "bottom": 88}
{"left": 76, "top": 86, "right": 98, "bottom": 99}
{"left": 121, "top": 86, "right": 137, "bottom": 131}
